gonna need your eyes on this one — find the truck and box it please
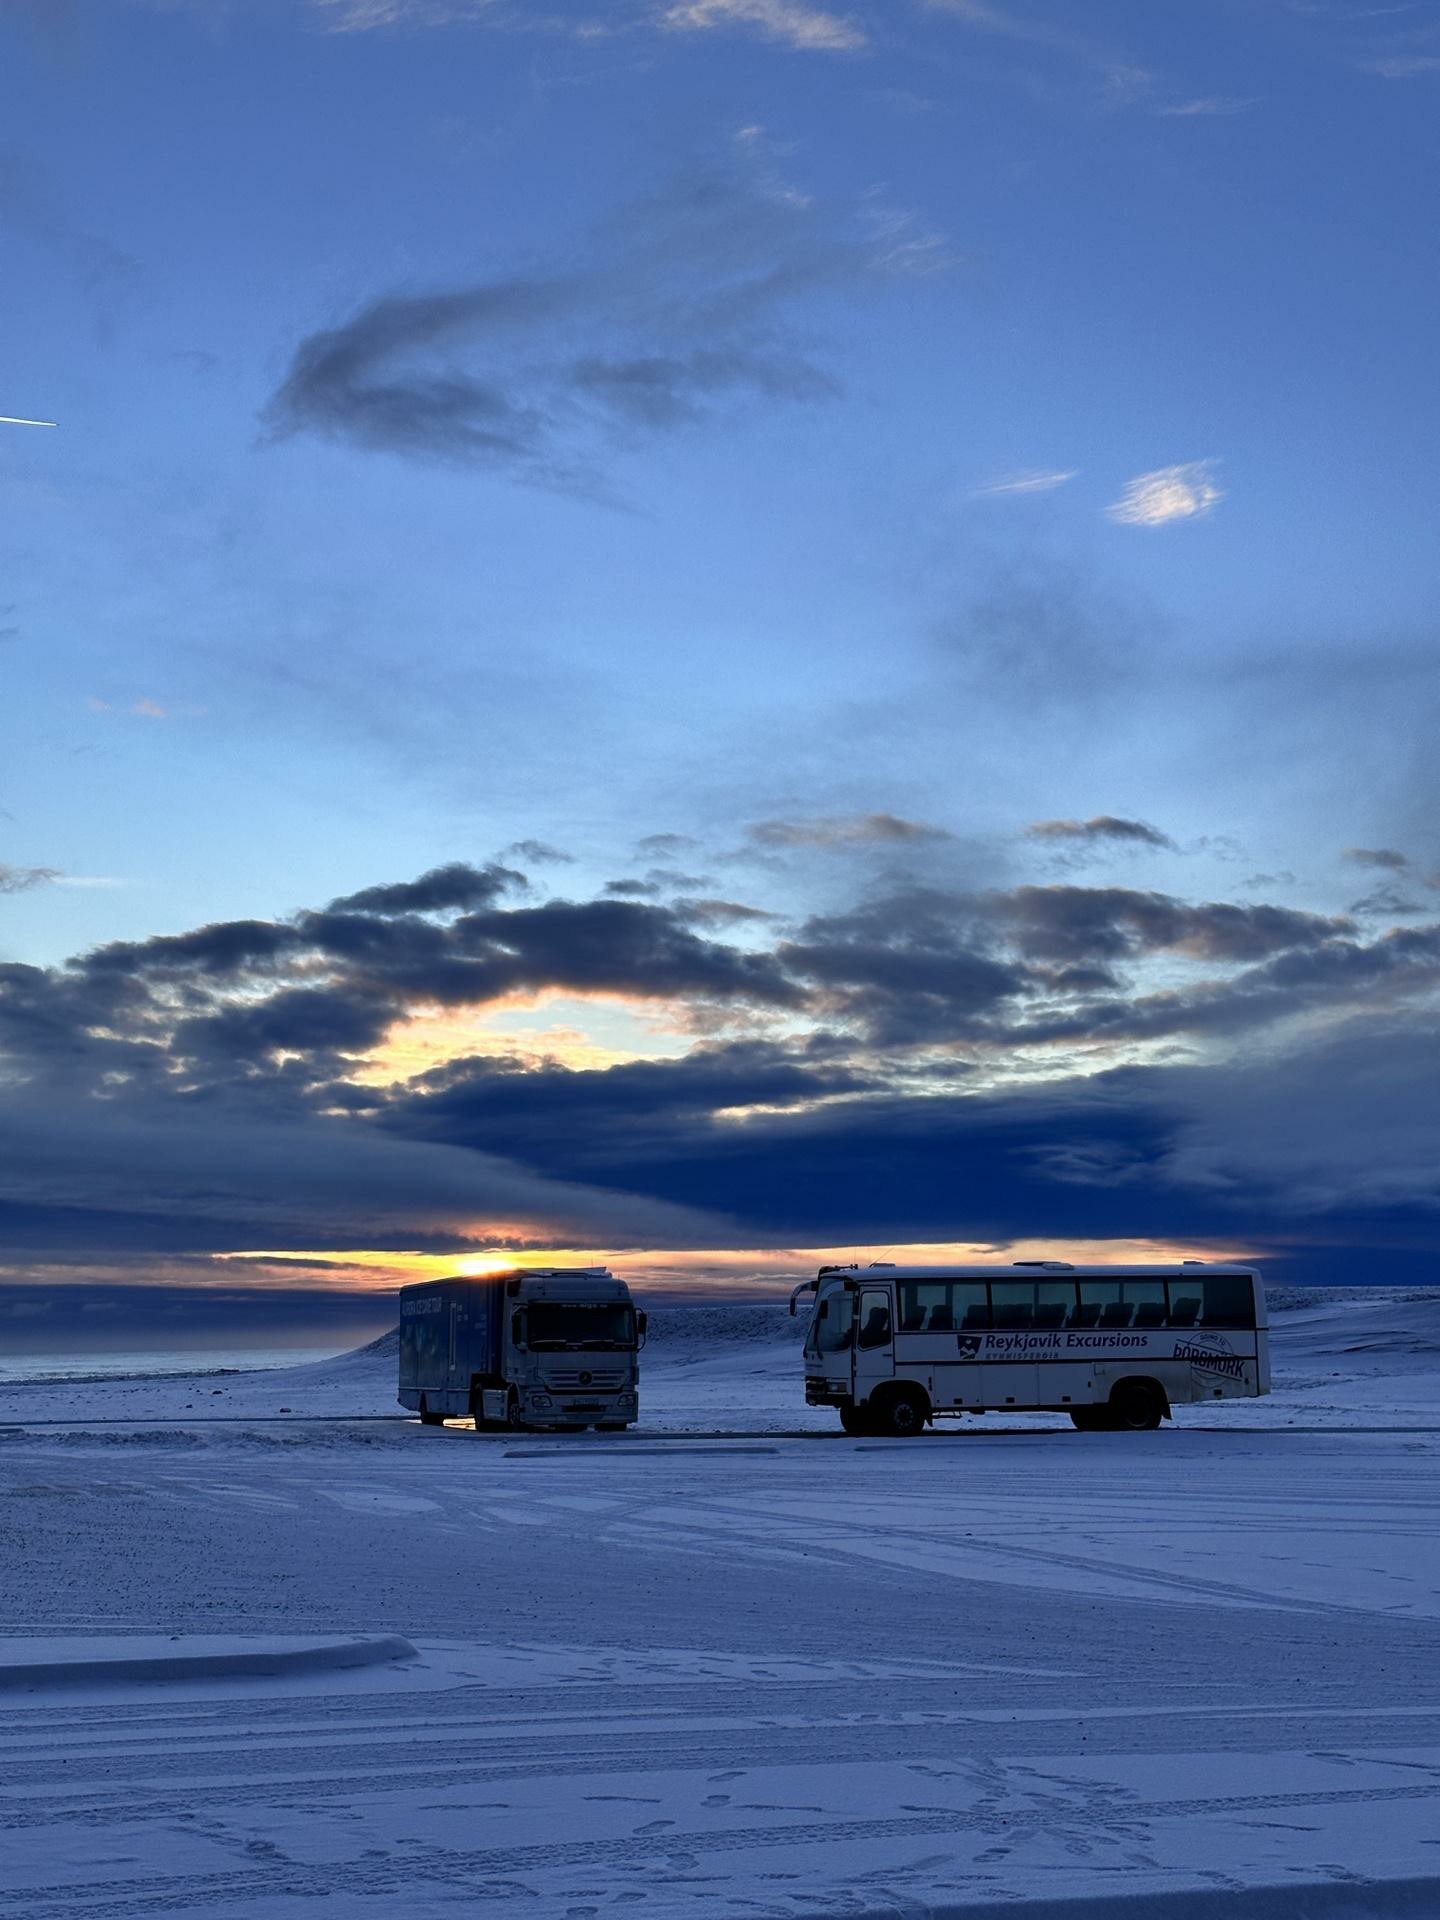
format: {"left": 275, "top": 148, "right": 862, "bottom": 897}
{"left": 398, "top": 1267, "right": 645, "bottom": 1431}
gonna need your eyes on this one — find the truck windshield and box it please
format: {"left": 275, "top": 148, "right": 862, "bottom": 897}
{"left": 524, "top": 1303, "right": 636, "bottom": 1350}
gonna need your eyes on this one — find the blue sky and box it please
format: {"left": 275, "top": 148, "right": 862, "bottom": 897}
{"left": 2, "top": 0, "right": 1437, "bottom": 1342}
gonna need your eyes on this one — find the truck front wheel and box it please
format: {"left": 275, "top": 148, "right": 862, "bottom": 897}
{"left": 506, "top": 1393, "right": 528, "bottom": 1432}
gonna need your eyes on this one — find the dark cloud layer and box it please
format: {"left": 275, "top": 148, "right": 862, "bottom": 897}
{"left": 1028, "top": 815, "right": 1175, "bottom": 850}
{"left": 264, "top": 162, "right": 931, "bottom": 494}
{"left": 2, "top": 852, "right": 1437, "bottom": 1284}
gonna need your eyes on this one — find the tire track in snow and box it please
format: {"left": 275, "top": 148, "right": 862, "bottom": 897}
{"left": 5, "top": 1778, "right": 1440, "bottom": 1918}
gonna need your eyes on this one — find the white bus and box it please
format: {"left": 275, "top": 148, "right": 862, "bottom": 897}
{"left": 793, "top": 1262, "right": 1269, "bottom": 1437}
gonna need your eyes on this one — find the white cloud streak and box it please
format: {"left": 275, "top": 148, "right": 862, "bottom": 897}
{"left": 661, "top": 0, "right": 866, "bottom": 51}
{"left": 971, "top": 468, "right": 1077, "bottom": 498}
{"left": 1362, "top": 53, "right": 1440, "bottom": 76}
{"left": 1155, "top": 96, "right": 1255, "bottom": 116}
{"left": 1105, "top": 460, "right": 1224, "bottom": 528}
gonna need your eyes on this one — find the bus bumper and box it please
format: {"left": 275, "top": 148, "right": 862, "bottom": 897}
{"left": 805, "top": 1377, "right": 851, "bottom": 1406}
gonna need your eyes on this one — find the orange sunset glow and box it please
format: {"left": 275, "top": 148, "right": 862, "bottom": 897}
{"left": 213, "top": 1236, "right": 1255, "bottom": 1298}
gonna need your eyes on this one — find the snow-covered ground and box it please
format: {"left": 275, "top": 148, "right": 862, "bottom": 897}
{"left": 3, "top": 1288, "right": 1440, "bottom": 1917}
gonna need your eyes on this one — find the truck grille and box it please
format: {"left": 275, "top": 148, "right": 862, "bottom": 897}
{"left": 543, "top": 1365, "right": 628, "bottom": 1391}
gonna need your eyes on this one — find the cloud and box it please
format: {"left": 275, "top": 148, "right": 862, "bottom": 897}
{"left": 1361, "top": 53, "right": 1440, "bottom": 76}
{"left": 998, "top": 885, "right": 1352, "bottom": 966}
{"left": 1343, "top": 846, "right": 1409, "bottom": 871}
{"left": 638, "top": 833, "right": 701, "bottom": 856}
{"left": 1348, "top": 885, "right": 1426, "bottom": 919}
{"left": 0, "top": 864, "right": 63, "bottom": 894}
{"left": 264, "top": 162, "right": 940, "bottom": 490}
{"left": 0, "top": 1091, "right": 726, "bottom": 1255}
{"left": 1106, "top": 459, "right": 1224, "bottom": 527}
{"left": 749, "top": 812, "right": 952, "bottom": 849}
{"left": 661, "top": 0, "right": 866, "bottom": 51}
{"left": 1155, "top": 96, "right": 1255, "bottom": 115}
{"left": 942, "top": 557, "right": 1150, "bottom": 709}
{"left": 309, "top": 0, "right": 502, "bottom": 26}
{"left": 504, "top": 839, "right": 573, "bottom": 865}
{"left": 86, "top": 695, "right": 205, "bottom": 720}
{"left": 1027, "top": 816, "right": 1176, "bottom": 851}
{"left": 306, "top": 0, "right": 866, "bottom": 47}
{"left": 4, "top": 857, "right": 1438, "bottom": 1276}
{"left": 970, "top": 468, "right": 1077, "bottom": 498}
{"left": 328, "top": 861, "right": 524, "bottom": 915}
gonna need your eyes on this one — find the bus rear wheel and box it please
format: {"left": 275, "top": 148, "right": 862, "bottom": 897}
{"left": 870, "top": 1388, "right": 929, "bottom": 1439}
{"left": 1108, "top": 1382, "right": 1166, "bottom": 1431}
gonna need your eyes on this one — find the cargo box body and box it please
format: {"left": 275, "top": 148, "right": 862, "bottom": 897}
{"left": 398, "top": 1269, "right": 642, "bottom": 1431}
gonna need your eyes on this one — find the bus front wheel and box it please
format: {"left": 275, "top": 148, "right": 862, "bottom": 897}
{"left": 838, "top": 1404, "right": 871, "bottom": 1436}
{"left": 1108, "top": 1382, "right": 1166, "bottom": 1431}
{"left": 870, "top": 1388, "right": 929, "bottom": 1439}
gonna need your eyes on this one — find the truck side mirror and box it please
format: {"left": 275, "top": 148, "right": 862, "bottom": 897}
{"left": 637, "top": 1309, "right": 648, "bottom": 1348}
{"left": 511, "top": 1309, "right": 526, "bottom": 1348}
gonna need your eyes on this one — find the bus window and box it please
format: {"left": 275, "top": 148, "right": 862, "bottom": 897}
{"left": 857, "top": 1289, "right": 892, "bottom": 1349}
{"left": 814, "top": 1288, "right": 855, "bottom": 1353}
{"left": 898, "top": 1282, "right": 949, "bottom": 1332}
{"left": 1200, "top": 1273, "right": 1255, "bottom": 1329}
{"left": 1035, "top": 1281, "right": 1076, "bottom": 1329}
{"left": 1074, "top": 1280, "right": 1116, "bottom": 1328}
{"left": 990, "top": 1282, "right": 1035, "bottom": 1330}
{"left": 1124, "top": 1280, "right": 1167, "bottom": 1329}
{"left": 952, "top": 1282, "right": 990, "bottom": 1331}
{"left": 1167, "top": 1285, "right": 1201, "bottom": 1327}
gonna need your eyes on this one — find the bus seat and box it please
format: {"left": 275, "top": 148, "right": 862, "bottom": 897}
{"left": 1133, "top": 1302, "right": 1166, "bottom": 1328}
{"left": 962, "top": 1306, "right": 990, "bottom": 1330}
{"left": 1069, "top": 1303, "right": 1101, "bottom": 1328}
{"left": 1099, "top": 1302, "right": 1134, "bottom": 1328}
{"left": 1170, "top": 1296, "right": 1200, "bottom": 1326}
{"left": 1033, "top": 1303, "right": 1066, "bottom": 1329}
{"left": 926, "top": 1306, "right": 954, "bottom": 1332}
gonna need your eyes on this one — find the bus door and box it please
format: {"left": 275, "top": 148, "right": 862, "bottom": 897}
{"left": 852, "top": 1283, "right": 895, "bottom": 1404}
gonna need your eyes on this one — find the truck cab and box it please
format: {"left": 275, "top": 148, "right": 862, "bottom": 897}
{"left": 398, "top": 1267, "right": 645, "bottom": 1432}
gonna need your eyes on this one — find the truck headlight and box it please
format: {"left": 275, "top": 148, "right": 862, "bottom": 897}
{"left": 528, "top": 1392, "right": 554, "bottom": 1409}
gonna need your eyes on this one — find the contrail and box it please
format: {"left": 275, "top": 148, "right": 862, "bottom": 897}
{"left": 0, "top": 415, "right": 57, "bottom": 428}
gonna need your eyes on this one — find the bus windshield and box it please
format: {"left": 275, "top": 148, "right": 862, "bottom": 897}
{"left": 523, "top": 1303, "right": 636, "bottom": 1350}
{"left": 807, "top": 1286, "right": 855, "bottom": 1356}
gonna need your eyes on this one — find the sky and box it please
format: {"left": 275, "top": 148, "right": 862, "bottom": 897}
{"left": 1, "top": 0, "right": 1437, "bottom": 1348}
